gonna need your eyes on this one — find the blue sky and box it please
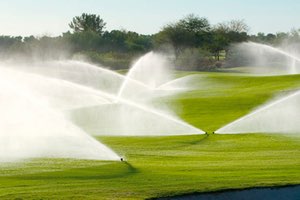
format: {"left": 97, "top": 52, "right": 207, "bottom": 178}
{"left": 0, "top": 0, "right": 300, "bottom": 36}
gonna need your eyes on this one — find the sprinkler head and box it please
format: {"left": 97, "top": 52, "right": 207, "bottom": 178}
{"left": 212, "top": 131, "right": 215, "bottom": 134}
{"left": 120, "top": 157, "right": 124, "bottom": 162}
{"left": 205, "top": 132, "right": 208, "bottom": 135}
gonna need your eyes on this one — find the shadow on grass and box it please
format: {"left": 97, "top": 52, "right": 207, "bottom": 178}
{"left": 177, "top": 134, "right": 210, "bottom": 147}
{"left": 8, "top": 161, "right": 139, "bottom": 180}
{"left": 123, "top": 161, "right": 138, "bottom": 173}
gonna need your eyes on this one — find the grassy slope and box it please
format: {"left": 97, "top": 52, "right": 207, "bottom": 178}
{"left": 0, "top": 72, "right": 300, "bottom": 199}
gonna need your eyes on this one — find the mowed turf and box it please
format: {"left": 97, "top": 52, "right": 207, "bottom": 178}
{"left": 0, "top": 71, "right": 300, "bottom": 199}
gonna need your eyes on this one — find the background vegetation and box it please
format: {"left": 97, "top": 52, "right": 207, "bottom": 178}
{"left": 1, "top": 13, "right": 300, "bottom": 70}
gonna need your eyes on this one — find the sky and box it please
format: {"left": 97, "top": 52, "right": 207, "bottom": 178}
{"left": 0, "top": 0, "right": 300, "bottom": 37}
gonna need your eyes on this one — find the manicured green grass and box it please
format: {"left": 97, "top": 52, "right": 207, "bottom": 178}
{"left": 169, "top": 72, "right": 300, "bottom": 132}
{"left": 0, "top": 71, "right": 300, "bottom": 199}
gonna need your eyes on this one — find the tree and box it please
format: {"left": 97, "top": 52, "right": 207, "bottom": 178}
{"left": 102, "top": 30, "right": 128, "bottom": 51}
{"left": 209, "top": 32, "right": 228, "bottom": 60}
{"left": 176, "top": 48, "right": 214, "bottom": 71}
{"left": 210, "top": 20, "right": 249, "bottom": 60}
{"left": 265, "top": 33, "right": 276, "bottom": 43}
{"left": 0, "top": 36, "right": 23, "bottom": 54}
{"left": 101, "top": 30, "right": 153, "bottom": 52}
{"left": 215, "top": 19, "right": 249, "bottom": 33}
{"left": 154, "top": 14, "right": 211, "bottom": 57}
{"left": 69, "top": 13, "right": 106, "bottom": 35}
{"left": 177, "top": 14, "right": 210, "bottom": 33}
{"left": 65, "top": 31, "right": 103, "bottom": 51}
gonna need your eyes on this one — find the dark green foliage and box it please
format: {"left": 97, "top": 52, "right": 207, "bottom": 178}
{"left": 154, "top": 14, "right": 212, "bottom": 57}
{"left": 2, "top": 13, "right": 300, "bottom": 70}
{"left": 250, "top": 29, "right": 300, "bottom": 46}
{"left": 64, "top": 31, "right": 103, "bottom": 51}
{"left": 102, "top": 30, "right": 153, "bottom": 53}
{"left": 175, "top": 48, "right": 214, "bottom": 71}
{"left": 154, "top": 16, "right": 250, "bottom": 70}
{"left": 80, "top": 51, "right": 134, "bottom": 69}
{"left": 208, "top": 20, "right": 249, "bottom": 61}
{"left": 69, "top": 13, "right": 106, "bottom": 35}
{"left": 0, "top": 13, "right": 250, "bottom": 70}
{"left": 0, "top": 36, "right": 22, "bottom": 55}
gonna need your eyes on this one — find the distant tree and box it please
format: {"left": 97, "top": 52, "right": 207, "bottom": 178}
{"left": 0, "top": 36, "right": 23, "bottom": 54}
{"left": 124, "top": 31, "right": 153, "bottom": 52}
{"left": 215, "top": 19, "right": 249, "bottom": 33}
{"left": 69, "top": 13, "right": 106, "bottom": 35}
{"left": 154, "top": 14, "right": 211, "bottom": 56}
{"left": 265, "top": 33, "right": 276, "bottom": 43}
{"left": 288, "top": 28, "right": 300, "bottom": 43}
{"left": 101, "top": 30, "right": 153, "bottom": 52}
{"left": 214, "top": 19, "right": 249, "bottom": 44}
{"left": 254, "top": 32, "right": 266, "bottom": 42}
{"left": 178, "top": 14, "right": 210, "bottom": 33}
{"left": 210, "top": 20, "right": 249, "bottom": 60}
{"left": 250, "top": 32, "right": 286, "bottom": 45}
{"left": 102, "top": 30, "right": 128, "bottom": 51}
{"left": 176, "top": 48, "right": 214, "bottom": 71}
{"left": 65, "top": 31, "right": 103, "bottom": 52}
{"left": 209, "top": 32, "right": 228, "bottom": 60}
{"left": 275, "top": 32, "right": 289, "bottom": 42}
{"left": 23, "top": 35, "right": 37, "bottom": 43}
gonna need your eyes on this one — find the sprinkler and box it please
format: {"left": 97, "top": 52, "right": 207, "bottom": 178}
{"left": 120, "top": 157, "right": 124, "bottom": 162}
{"left": 212, "top": 131, "right": 215, "bottom": 134}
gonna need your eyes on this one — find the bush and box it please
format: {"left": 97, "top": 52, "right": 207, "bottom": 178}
{"left": 175, "top": 48, "right": 215, "bottom": 71}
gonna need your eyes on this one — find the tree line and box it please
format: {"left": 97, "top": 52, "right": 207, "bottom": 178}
{"left": 0, "top": 13, "right": 299, "bottom": 70}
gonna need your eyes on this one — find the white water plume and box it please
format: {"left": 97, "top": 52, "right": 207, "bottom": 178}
{"left": 117, "top": 52, "right": 175, "bottom": 102}
{"left": 216, "top": 90, "right": 300, "bottom": 134}
{"left": 0, "top": 67, "right": 112, "bottom": 110}
{"left": 0, "top": 72, "right": 120, "bottom": 162}
{"left": 157, "top": 74, "right": 203, "bottom": 91}
{"left": 0, "top": 51, "right": 204, "bottom": 161}
{"left": 228, "top": 42, "right": 300, "bottom": 74}
{"left": 70, "top": 101, "right": 202, "bottom": 136}
{"left": 68, "top": 52, "right": 204, "bottom": 135}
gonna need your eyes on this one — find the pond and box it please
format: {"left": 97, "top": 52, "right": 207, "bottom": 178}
{"left": 156, "top": 185, "right": 300, "bottom": 200}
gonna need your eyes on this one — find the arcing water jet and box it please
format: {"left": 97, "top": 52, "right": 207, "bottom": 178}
{"left": 117, "top": 52, "right": 173, "bottom": 101}
{"left": 0, "top": 71, "right": 120, "bottom": 162}
{"left": 0, "top": 51, "right": 204, "bottom": 161}
{"left": 69, "top": 52, "right": 204, "bottom": 135}
{"left": 228, "top": 42, "right": 300, "bottom": 74}
{"left": 248, "top": 42, "right": 300, "bottom": 63}
{"left": 216, "top": 90, "right": 300, "bottom": 134}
